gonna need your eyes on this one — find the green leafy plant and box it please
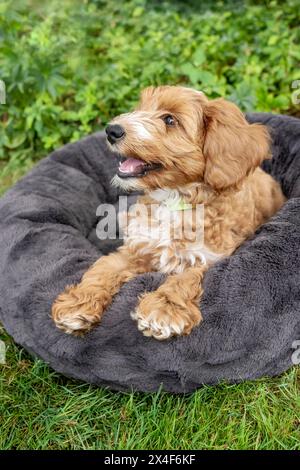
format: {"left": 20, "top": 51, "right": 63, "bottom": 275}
{"left": 0, "top": 0, "right": 300, "bottom": 185}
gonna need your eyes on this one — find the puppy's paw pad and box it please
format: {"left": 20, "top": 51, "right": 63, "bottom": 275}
{"left": 131, "top": 307, "right": 185, "bottom": 340}
{"left": 52, "top": 288, "right": 103, "bottom": 335}
{"left": 53, "top": 309, "right": 100, "bottom": 335}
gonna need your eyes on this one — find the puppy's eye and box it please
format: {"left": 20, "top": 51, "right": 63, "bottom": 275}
{"left": 162, "top": 115, "right": 176, "bottom": 126}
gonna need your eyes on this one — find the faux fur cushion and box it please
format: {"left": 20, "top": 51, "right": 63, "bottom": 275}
{"left": 0, "top": 112, "right": 299, "bottom": 392}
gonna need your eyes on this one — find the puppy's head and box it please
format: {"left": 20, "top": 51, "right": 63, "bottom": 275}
{"left": 106, "top": 86, "right": 270, "bottom": 192}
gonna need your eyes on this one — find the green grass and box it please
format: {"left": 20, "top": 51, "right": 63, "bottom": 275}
{"left": 1, "top": 327, "right": 300, "bottom": 450}
{"left": 1, "top": 0, "right": 300, "bottom": 450}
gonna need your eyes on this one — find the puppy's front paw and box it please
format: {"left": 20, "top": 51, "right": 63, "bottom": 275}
{"left": 52, "top": 285, "right": 107, "bottom": 335}
{"left": 131, "top": 290, "right": 202, "bottom": 340}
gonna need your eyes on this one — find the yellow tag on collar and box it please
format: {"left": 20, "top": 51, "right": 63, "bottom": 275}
{"left": 166, "top": 199, "right": 193, "bottom": 211}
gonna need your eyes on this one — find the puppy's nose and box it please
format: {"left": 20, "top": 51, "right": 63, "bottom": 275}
{"left": 105, "top": 124, "right": 125, "bottom": 144}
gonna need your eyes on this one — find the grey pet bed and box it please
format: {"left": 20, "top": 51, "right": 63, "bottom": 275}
{"left": 0, "top": 112, "right": 300, "bottom": 393}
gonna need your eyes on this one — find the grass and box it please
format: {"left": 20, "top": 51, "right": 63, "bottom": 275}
{"left": 1, "top": 0, "right": 300, "bottom": 451}
{"left": 1, "top": 327, "right": 300, "bottom": 450}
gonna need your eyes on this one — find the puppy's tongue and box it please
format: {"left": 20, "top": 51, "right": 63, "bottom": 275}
{"left": 119, "top": 158, "right": 145, "bottom": 175}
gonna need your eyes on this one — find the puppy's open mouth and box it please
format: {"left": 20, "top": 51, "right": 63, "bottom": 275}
{"left": 117, "top": 157, "right": 162, "bottom": 178}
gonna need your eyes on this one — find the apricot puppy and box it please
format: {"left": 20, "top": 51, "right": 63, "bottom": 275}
{"left": 52, "top": 86, "right": 285, "bottom": 340}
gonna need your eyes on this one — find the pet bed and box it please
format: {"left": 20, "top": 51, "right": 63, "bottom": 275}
{"left": 0, "top": 112, "right": 299, "bottom": 392}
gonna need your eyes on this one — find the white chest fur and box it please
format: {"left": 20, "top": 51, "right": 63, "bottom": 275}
{"left": 123, "top": 188, "right": 223, "bottom": 274}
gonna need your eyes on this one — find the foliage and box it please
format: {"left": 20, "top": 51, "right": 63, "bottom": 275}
{"left": 0, "top": 0, "right": 300, "bottom": 180}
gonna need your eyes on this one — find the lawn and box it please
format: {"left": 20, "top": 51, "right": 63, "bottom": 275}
{"left": 1, "top": 0, "right": 300, "bottom": 450}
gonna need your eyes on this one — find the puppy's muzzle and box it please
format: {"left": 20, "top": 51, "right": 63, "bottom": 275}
{"left": 105, "top": 124, "right": 125, "bottom": 144}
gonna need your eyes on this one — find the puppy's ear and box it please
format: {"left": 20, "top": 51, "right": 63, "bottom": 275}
{"left": 203, "top": 98, "right": 270, "bottom": 190}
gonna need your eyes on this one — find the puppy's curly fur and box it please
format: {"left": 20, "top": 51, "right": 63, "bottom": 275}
{"left": 52, "top": 86, "right": 285, "bottom": 340}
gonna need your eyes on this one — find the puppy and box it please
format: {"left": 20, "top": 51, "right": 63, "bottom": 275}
{"left": 52, "top": 86, "right": 285, "bottom": 340}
